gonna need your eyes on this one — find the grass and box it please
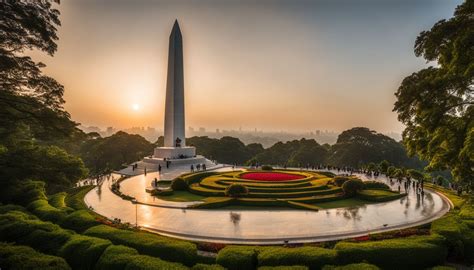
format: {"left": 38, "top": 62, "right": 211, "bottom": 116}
{"left": 312, "top": 198, "right": 373, "bottom": 209}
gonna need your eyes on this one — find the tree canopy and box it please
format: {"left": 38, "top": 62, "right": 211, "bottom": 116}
{"left": 393, "top": 0, "right": 473, "bottom": 185}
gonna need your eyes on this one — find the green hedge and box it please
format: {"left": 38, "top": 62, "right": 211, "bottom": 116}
{"left": 96, "top": 245, "right": 139, "bottom": 270}
{"left": 0, "top": 180, "right": 47, "bottom": 205}
{"left": 0, "top": 243, "right": 71, "bottom": 270}
{"left": 49, "top": 192, "right": 70, "bottom": 209}
{"left": 27, "top": 199, "right": 67, "bottom": 223}
{"left": 322, "top": 263, "right": 380, "bottom": 270}
{"left": 65, "top": 186, "right": 96, "bottom": 210}
{"left": 356, "top": 189, "right": 405, "bottom": 202}
{"left": 124, "top": 255, "right": 188, "bottom": 270}
{"left": 60, "top": 209, "right": 100, "bottom": 232}
{"left": 58, "top": 234, "right": 112, "bottom": 270}
{"left": 258, "top": 266, "right": 308, "bottom": 270}
{"left": 334, "top": 234, "right": 447, "bottom": 269}
{"left": 216, "top": 246, "right": 259, "bottom": 270}
{"left": 258, "top": 247, "right": 337, "bottom": 270}
{"left": 0, "top": 204, "right": 27, "bottom": 214}
{"left": 362, "top": 181, "right": 390, "bottom": 190}
{"left": 84, "top": 225, "right": 197, "bottom": 266}
{"left": 189, "top": 197, "right": 234, "bottom": 209}
{"left": 431, "top": 214, "right": 469, "bottom": 258}
{"left": 192, "top": 263, "right": 226, "bottom": 270}
{"left": 459, "top": 202, "right": 474, "bottom": 220}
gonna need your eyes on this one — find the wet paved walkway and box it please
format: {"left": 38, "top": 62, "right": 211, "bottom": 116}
{"left": 85, "top": 166, "right": 451, "bottom": 244}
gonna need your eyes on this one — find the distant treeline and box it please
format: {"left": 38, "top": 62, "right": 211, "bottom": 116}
{"left": 77, "top": 127, "right": 425, "bottom": 176}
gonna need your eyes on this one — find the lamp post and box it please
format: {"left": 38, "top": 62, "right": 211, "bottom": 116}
{"left": 131, "top": 199, "right": 138, "bottom": 228}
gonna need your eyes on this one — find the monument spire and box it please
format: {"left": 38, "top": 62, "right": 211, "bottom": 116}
{"left": 164, "top": 19, "right": 185, "bottom": 147}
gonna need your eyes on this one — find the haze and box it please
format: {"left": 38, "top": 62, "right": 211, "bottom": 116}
{"left": 31, "top": 0, "right": 462, "bottom": 133}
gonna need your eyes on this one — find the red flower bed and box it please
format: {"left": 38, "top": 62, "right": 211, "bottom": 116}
{"left": 240, "top": 172, "right": 305, "bottom": 181}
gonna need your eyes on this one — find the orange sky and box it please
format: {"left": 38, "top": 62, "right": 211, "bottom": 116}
{"left": 31, "top": 0, "right": 462, "bottom": 133}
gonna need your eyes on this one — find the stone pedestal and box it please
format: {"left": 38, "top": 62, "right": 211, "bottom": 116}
{"left": 153, "top": 146, "right": 196, "bottom": 159}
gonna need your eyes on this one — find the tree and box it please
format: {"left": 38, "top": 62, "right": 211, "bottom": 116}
{"left": 393, "top": 0, "right": 473, "bottom": 185}
{"left": 379, "top": 160, "right": 390, "bottom": 174}
{"left": 407, "top": 169, "right": 425, "bottom": 182}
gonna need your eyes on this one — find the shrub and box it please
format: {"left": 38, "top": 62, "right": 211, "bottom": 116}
{"left": 0, "top": 243, "right": 70, "bottom": 270}
{"left": 171, "top": 177, "right": 188, "bottom": 190}
{"left": 335, "top": 234, "right": 447, "bottom": 269}
{"left": 0, "top": 180, "right": 47, "bottom": 205}
{"left": 357, "top": 189, "right": 405, "bottom": 202}
{"left": 192, "top": 264, "right": 226, "bottom": 270}
{"left": 59, "top": 234, "right": 112, "bottom": 270}
{"left": 84, "top": 225, "right": 198, "bottom": 266}
{"left": 258, "top": 247, "right": 337, "bottom": 270}
{"left": 49, "top": 192, "right": 69, "bottom": 209}
{"left": 96, "top": 245, "right": 139, "bottom": 270}
{"left": 65, "top": 186, "right": 95, "bottom": 210}
{"left": 459, "top": 202, "right": 474, "bottom": 220}
{"left": 124, "top": 254, "right": 188, "bottom": 270}
{"left": 322, "top": 263, "right": 380, "bottom": 270}
{"left": 333, "top": 176, "right": 350, "bottom": 187}
{"left": 216, "top": 246, "right": 259, "bottom": 270}
{"left": 431, "top": 214, "right": 469, "bottom": 259}
{"left": 0, "top": 204, "right": 27, "bottom": 214}
{"left": 27, "top": 199, "right": 67, "bottom": 223}
{"left": 261, "top": 165, "right": 273, "bottom": 171}
{"left": 60, "top": 209, "right": 100, "bottom": 232}
{"left": 225, "top": 184, "right": 249, "bottom": 197}
{"left": 341, "top": 179, "right": 364, "bottom": 197}
{"left": 259, "top": 266, "right": 308, "bottom": 270}
{"left": 150, "top": 189, "right": 174, "bottom": 196}
{"left": 362, "top": 181, "right": 389, "bottom": 190}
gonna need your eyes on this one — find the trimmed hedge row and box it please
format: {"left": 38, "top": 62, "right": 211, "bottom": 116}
{"left": 96, "top": 244, "right": 188, "bottom": 270}
{"left": 192, "top": 263, "right": 226, "bottom": 270}
{"left": 0, "top": 242, "right": 71, "bottom": 270}
{"left": 259, "top": 266, "right": 308, "bottom": 270}
{"left": 322, "top": 263, "right": 380, "bottom": 270}
{"left": 258, "top": 246, "right": 337, "bottom": 270}
{"left": 216, "top": 246, "right": 260, "bottom": 270}
{"left": 334, "top": 234, "right": 447, "bottom": 269}
{"left": 84, "top": 224, "right": 198, "bottom": 266}
{"left": 356, "top": 189, "right": 406, "bottom": 202}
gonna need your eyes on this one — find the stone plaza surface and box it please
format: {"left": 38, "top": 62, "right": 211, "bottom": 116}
{"left": 85, "top": 167, "right": 451, "bottom": 245}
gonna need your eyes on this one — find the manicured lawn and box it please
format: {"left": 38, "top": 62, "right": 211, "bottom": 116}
{"left": 241, "top": 172, "right": 305, "bottom": 181}
{"left": 155, "top": 191, "right": 206, "bottom": 202}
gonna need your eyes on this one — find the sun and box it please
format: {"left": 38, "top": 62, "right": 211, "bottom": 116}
{"left": 132, "top": 103, "right": 140, "bottom": 111}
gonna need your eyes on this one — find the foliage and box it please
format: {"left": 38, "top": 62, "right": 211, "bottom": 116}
{"left": 65, "top": 186, "right": 96, "bottom": 210}
{"left": 261, "top": 165, "right": 274, "bottom": 170}
{"left": 333, "top": 176, "right": 350, "bottom": 187}
{"left": 0, "top": 243, "right": 71, "bottom": 270}
{"left": 58, "top": 234, "right": 112, "bottom": 270}
{"left": 49, "top": 192, "right": 69, "bottom": 209}
{"left": 431, "top": 214, "right": 470, "bottom": 259}
{"left": 60, "top": 209, "right": 99, "bottom": 233}
{"left": 322, "top": 263, "right": 380, "bottom": 270}
{"left": 327, "top": 128, "right": 423, "bottom": 168}
{"left": 357, "top": 189, "right": 405, "bottom": 202}
{"left": 225, "top": 183, "right": 249, "bottom": 197}
{"left": 258, "top": 266, "right": 308, "bottom": 270}
{"left": 257, "top": 246, "right": 337, "bottom": 270}
{"left": 334, "top": 234, "right": 447, "bottom": 269}
{"left": 192, "top": 264, "right": 226, "bottom": 270}
{"left": 393, "top": 0, "right": 473, "bottom": 185}
{"left": 84, "top": 224, "right": 198, "bottom": 266}
{"left": 27, "top": 199, "right": 66, "bottom": 223}
{"left": 79, "top": 131, "right": 153, "bottom": 175}
{"left": 342, "top": 179, "right": 364, "bottom": 197}
{"left": 362, "top": 181, "right": 390, "bottom": 190}
{"left": 171, "top": 177, "right": 188, "bottom": 191}
{"left": 187, "top": 136, "right": 263, "bottom": 164}
{"left": 0, "top": 180, "right": 47, "bottom": 205}
{"left": 216, "top": 246, "right": 259, "bottom": 270}
{"left": 254, "top": 138, "right": 328, "bottom": 167}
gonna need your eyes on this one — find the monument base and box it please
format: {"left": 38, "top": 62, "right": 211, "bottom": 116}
{"left": 153, "top": 146, "right": 196, "bottom": 159}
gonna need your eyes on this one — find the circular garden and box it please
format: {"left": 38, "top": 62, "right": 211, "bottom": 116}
{"left": 161, "top": 169, "right": 407, "bottom": 210}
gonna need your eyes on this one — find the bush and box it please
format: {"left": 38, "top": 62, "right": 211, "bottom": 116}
{"left": 59, "top": 234, "right": 112, "bottom": 270}
{"left": 459, "top": 202, "right": 474, "bottom": 220}
{"left": 259, "top": 266, "right": 308, "bottom": 270}
{"left": 150, "top": 189, "right": 174, "bottom": 196}
{"left": 124, "top": 255, "right": 188, "bottom": 270}
{"left": 49, "top": 192, "right": 69, "bottom": 209}
{"left": 341, "top": 179, "right": 364, "bottom": 197}
{"left": 0, "top": 180, "right": 47, "bottom": 205}
{"left": 357, "top": 189, "right": 405, "bottom": 202}
{"left": 171, "top": 177, "right": 188, "bottom": 190}
{"left": 362, "top": 181, "right": 389, "bottom": 190}
{"left": 60, "top": 209, "right": 100, "bottom": 232}
{"left": 431, "top": 214, "right": 469, "bottom": 259}
{"left": 261, "top": 165, "right": 273, "bottom": 171}
{"left": 0, "top": 204, "right": 27, "bottom": 214}
{"left": 335, "top": 234, "right": 447, "bottom": 269}
{"left": 192, "top": 263, "right": 226, "bottom": 270}
{"left": 225, "top": 184, "right": 249, "bottom": 197}
{"left": 216, "top": 246, "right": 259, "bottom": 270}
{"left": 27, "top": 199, "right": 67, "bottom": 223}
{"left": 65, "top": 186, "right": 95, "bottom": 210}
{"left": 322, "top": 263, "right": 379, "bottom": 270}
{"left": 84, "top": 225, "right": 198, "bottom": 266}
{"left": 333, "top": 176, "right": 350, "bottom": 187}
{"left": 258, "top": 247, "right": 337, "bottom": 270}
{"left": 96, "top": 245, "right": 139, "bottom": 270}
{"left": 0, "top": 243, "right": 71, "bottom": 270}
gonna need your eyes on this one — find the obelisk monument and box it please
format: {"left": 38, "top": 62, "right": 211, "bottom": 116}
{"left": 152, "top": 20, "right": 196, "bottom": 160}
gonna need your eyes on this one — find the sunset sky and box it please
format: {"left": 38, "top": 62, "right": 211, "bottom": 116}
{"left": 31, "top": 0, "right": 462, "bottom": 133}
